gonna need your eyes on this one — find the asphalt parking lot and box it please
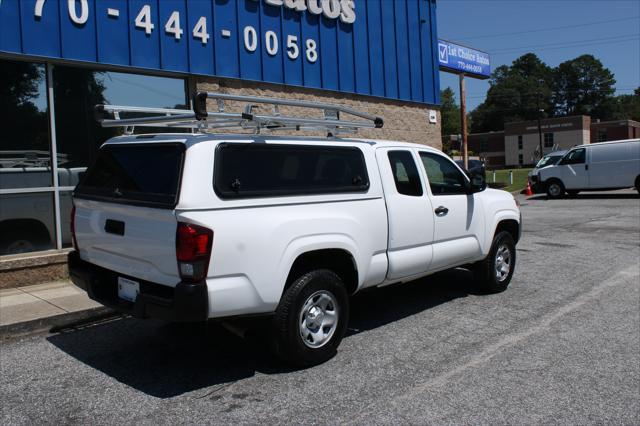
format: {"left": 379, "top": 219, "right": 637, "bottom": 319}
{"left": 1, "top": 189, "right": 639, "bottom": 425}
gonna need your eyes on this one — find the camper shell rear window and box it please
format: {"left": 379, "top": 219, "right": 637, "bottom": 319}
{"left": 74, "top": 143, "right": 184, "bottom": 209}
{"left": 214, "top": 143, "right": 369, "bottom": 199}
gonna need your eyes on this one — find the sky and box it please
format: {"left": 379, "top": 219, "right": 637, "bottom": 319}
{"left": 437, "top": 0, "right": 640, "bottom": 111}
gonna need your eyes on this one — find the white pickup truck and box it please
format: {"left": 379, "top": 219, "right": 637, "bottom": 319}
{"left": 69, "top": 94, "right": 521, "bottom": 366}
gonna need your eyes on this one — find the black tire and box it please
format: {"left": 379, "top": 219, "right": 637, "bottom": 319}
{"left": 474, "top": 231, "right": 516, "bottom": 294}
{"left": 0, "top": 227, "right": 50, "bottom": 255}
{"left": 271, "top": 269, "right": 349, "bottom": 367}
{"left": 567, "top": 190, "right": 580, "bottom": 197}
{"left": 546, "top": 179, "right": 565, "bottom": 199}
{"left": 635, "top": 176, "right": 640, "bottom": 195}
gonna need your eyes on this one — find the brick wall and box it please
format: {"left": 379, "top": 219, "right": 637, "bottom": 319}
{"left": 591, "top": 120, "right": 640, "bottom": 143}
{"left": 196, "top": 78, "right": 442, "bottom": 149}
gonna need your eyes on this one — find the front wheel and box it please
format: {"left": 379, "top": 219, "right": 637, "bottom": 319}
{"left": 546, "top": 180, "right": 565, "bottom": 199}
{"left": 271, "top": 269, "right": 349, "bottom": 367}
{"left": 474, "top": 231, "right": 516, "bottom": 294}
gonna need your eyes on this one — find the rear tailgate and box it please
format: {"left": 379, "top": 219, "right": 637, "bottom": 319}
{"left": 73, "top": 143, "right": 184, "bottom": 286}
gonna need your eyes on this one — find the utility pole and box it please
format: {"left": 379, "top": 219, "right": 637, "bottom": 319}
{"left": 459, "top": 74, "right": 468, "bottom": 170}
{"left": 536, "top": 82, "right": 544, "bottom": 161}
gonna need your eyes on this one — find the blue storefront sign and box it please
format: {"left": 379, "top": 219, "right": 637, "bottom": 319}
{"left": 0, "top": 0, "right": 440, "bottom": 104}
{"left": 437, "top": 39, "right": 490, "bottom": 79}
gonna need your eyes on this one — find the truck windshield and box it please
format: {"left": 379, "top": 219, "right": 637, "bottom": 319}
{"left": 536, "top": 154, "right": 561, "bottom": 168}
{"left": 74, "top": 143, "right": 184, "bottom": 208}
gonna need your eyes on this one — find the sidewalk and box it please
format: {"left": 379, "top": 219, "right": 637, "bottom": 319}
{"left": 0, "top": 280, "right": 113, "bottom": 338}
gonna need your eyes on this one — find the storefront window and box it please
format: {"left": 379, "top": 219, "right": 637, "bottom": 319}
{"left": 0, "top": 193, "right": 56, "bottom": 255}
{"left": 0, "top": 60, "right": 51, "bottom": 190}
{"left": 0, "top": 59, "right": 57, "bottom": 255}
{"left": 0, "top": 58, "right": 187, "bottom": 256}
{"left": 53, "top": 67, "right": 187, "bottom": 171}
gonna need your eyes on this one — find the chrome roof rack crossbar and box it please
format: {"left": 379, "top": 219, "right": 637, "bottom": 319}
{"left": 95, "top": 91, "right": 384, "bottom": 135}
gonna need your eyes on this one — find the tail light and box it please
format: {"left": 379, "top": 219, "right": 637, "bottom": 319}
{"left": 70, "top": 204, "right": 78, "bottom": 250}
{"left": 176, "top": 222, "right": 213, "bottom": 282}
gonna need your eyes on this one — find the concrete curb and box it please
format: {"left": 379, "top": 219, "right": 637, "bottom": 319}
{"left": 0, "top": 306, "right": 117, "bottom": 340}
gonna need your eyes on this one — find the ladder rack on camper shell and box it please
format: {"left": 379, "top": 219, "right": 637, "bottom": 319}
{"left": 94, "top": 91, "right": 384, "bottom": 136}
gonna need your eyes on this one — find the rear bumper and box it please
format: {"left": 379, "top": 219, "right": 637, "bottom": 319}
{"left": 68, "top": 251, "right": 208, "bottom": 322}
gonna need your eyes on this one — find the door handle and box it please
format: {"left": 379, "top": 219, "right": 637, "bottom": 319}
{"left": 585, "top": 164, "right": 589, "bottom": 171}
{"left": 435, "top": 206, "right": 449, "bottom": 217}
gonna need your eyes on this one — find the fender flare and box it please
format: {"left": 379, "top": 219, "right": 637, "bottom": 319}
{"left": 275, "top": 234, "right": 362, "bottom": 299}
{"left": 484, "top": 210, "right": 521, "bottom": 256}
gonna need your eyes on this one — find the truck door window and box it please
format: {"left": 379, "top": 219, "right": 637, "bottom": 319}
{"left": 419, "top": 153, "right": 467, "bottom": 195}
{"left": 387, "top": 151, "right": 423, "bottom": 196}
{"left": 561, "top": 148, "right": 585, "bottom": 165}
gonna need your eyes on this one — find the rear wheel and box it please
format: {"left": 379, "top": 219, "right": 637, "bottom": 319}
{"left": 0, "top": 227, "right": 50, "bottom": 255}
{"left": 546, "top": 179, "right": 565, "bottom": 199}
{"left": 271, "top": 269, "right": 349, "bottom": 367}
{"left": 635, "top": 176, "right": 640, "bottom": 194}
{"left": 474, "top": 231, "right": 516, "bottom": 294}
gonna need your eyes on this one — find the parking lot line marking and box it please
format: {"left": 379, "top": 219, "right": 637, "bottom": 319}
{"left": 347, "top": 264, "right": 639, "bottom": 423}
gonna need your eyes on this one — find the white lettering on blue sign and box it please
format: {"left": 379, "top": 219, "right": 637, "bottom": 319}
{"left": 67, "top": 0, "right": 89, "bottom": 25}
{"left": 2, "top": 0, "right": 440, "bottom": 104}
{"left": 107, "top": 8, "right": 120, "bottom": 18}
{"left": 437, "top": 40, "right": 491, "bottom": 79}
{"left": 251, "top": 0, "right": 355, "bottom": 23}
{"left": 34, "top": 0, "right": 46, "bottom": 19}
{"left": 193, "top": 17, "right": 210, "bottom": 44}
{"left": 438, "top": 43, "right": 449, "bottom": 64}
{"left": 30, "top": 1, "right": 326, "bottom": 64}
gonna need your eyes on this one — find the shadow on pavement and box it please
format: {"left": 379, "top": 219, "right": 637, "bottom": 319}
{"left": 47, "top": 268, "right": 477, "bottom": 398}
{"left": 348, "top": 268, "right": 477, "bottom": 336}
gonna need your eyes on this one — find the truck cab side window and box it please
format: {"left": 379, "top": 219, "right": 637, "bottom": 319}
{"left": 419, "top": 152, "right": 468, "bottom": 195}
{"left": 561, "top": 148, "right": 585, "bottom": 165}
{"left": 387, "top": 151, "right": 423, "bottom": 196}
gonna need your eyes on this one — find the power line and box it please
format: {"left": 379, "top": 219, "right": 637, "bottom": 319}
{"left": 464, "top": 88, "right": 637, "bottom": 100}
{"left": 454, "top": 85, "right": 638, "bottom": 98}
{"left": 464, "top": 90, "right": 634, "bottom": 101}
{"left": 490, "top": 33, "right": 639, "bottom": 53}
{"left": 491, "top": 36, "right": 639, "bottom": 56}
{"left": 440, "top": 88, "right": 637, "bottom": 102}
{"left": 449, "top": 16, "right": 640, "bottom": 41}
{"left": 466, "top": 86, "right": 636, "bottom": 99}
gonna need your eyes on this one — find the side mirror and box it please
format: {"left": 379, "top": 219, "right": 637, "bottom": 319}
{"left": 466, "top": 171, "right": 486, "bottom": 193}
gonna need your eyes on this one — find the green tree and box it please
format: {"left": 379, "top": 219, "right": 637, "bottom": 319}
{"left": 593, "top": 87, "right": 640, "bottom": 121}
{"left": 440, "top": 87, "right": 461, "bottom": 137}
{"left": 470, "top": 53, "right": 553, "bottom": 133}
{"left": 440, "top": 87, "right": 461, "bottom": 152}
{"left": 552, "top": 54, "right": 616, "bottom": 117}
{"left": 0, "top": 61, "right": 49, "bottom": 153}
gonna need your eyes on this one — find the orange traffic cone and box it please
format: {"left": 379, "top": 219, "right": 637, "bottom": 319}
{"left": 525, "top": 182, "right": 533, "bottom": 196}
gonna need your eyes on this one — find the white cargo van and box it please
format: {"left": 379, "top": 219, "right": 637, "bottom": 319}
{"left": 534, "top": 139, "right": 640, "bottom": 198}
